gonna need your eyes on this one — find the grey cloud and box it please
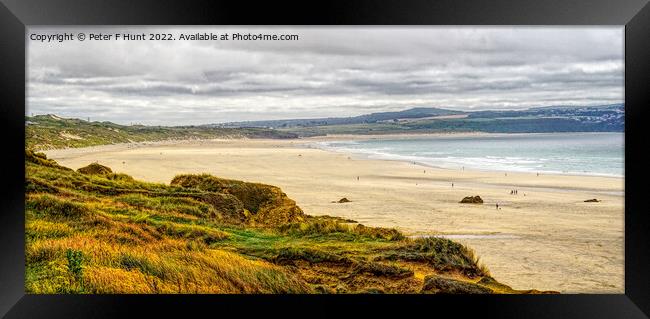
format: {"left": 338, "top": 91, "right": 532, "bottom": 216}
{"left": 27, "top": 27, "right": 623, "bottom": 125}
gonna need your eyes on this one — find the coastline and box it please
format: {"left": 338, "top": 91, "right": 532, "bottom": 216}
{"left": 46, "top": 131, "right": 624, "bottom": 179}
{"left": 43, "top": 135, "right": 624, "bottom": 293}
{"left": 303, "top": 132, "right": 624, "bottom": 179}
{"left": 309, "top": 143, "right": 624, "bottom": 180}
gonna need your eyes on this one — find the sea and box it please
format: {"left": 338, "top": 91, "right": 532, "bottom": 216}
{"left": 313, "top": 132, "right": 624, "bottom": 177}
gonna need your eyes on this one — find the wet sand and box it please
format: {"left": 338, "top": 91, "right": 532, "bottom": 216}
{"left": 45, "top": 137, "right": 624, "bottom": 293}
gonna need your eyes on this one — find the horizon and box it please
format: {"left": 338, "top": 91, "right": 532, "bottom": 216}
{"left": 26, "top": 102, "right": 624, "bottom": 127}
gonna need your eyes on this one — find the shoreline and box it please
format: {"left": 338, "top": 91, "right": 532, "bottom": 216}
{"left": 44, "top": 132, "right": 625, "bottom": 180}
{"left": 308, "top": 142, "right": 624, "bottom": 180}
{"left": 302, "top": 132, "right": 624, "bottom": 179}
{"left": 42, "top": 136, "right": 625, "bottom": 293}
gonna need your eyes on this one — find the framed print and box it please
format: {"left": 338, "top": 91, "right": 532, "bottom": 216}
{"left": 1, "top": 0, "right": 649, "bottom": 318}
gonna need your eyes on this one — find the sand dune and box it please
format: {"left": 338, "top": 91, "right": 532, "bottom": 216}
{"left": 45, "top": 137, "right": 624, "bottom": 293}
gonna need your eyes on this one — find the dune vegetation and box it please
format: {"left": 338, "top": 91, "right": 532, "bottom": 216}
{"left": 25, "top": 114, "right": 297, "bottom": 151}
{"left": 25, "top": 149, "right": 554, "bottom": 294}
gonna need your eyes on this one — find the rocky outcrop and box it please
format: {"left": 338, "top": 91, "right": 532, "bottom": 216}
{"left": 460, "top": 195, "right": 483, "bottom": 204}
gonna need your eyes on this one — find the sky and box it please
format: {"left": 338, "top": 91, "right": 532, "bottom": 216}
{"left": 27, "top": 27, "right": 624, "bottom": 126}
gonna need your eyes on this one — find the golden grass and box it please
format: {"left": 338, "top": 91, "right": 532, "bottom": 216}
{"left": 27, "top": 230, "right": 312, "bottom": 294}
{"left": 25, "top": 152, "right": 543, "bottom": 294}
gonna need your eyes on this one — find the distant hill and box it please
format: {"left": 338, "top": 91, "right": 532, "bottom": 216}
{"left": 213, "top": 104, "right": 623, "bottom": 137}
{"left": 26, "top": 114, "right": 298, "bottom": 150}
{"left": 27, "top": 103, "right": 624, "bottom": 149}
{"left": 213, "top": 107, "right": 465, "bottom": 128}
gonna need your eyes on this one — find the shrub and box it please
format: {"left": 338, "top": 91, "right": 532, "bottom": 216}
{"left": 66, "top": 249, "right": 85, "bottom": 289}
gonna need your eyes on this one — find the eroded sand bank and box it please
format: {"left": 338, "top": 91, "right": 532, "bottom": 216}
{"left": 45, "top": 137, "right": 624, "bottom": 293}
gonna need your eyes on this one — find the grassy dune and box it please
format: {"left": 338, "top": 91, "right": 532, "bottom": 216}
{"left": 26, "top": 114, "right": 297, "bottom": 151}
{"left": 25, "top": 150, "right": 554, "bottom": 294}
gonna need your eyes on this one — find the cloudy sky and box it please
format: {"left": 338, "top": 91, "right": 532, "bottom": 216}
{"left": 27, "top": 27, "right": 623, "bottom": 126}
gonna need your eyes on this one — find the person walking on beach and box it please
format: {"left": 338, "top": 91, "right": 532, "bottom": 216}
{"left": 451, "top": 182, "right": 454, "bottom": 188}
{"left": 357, "top": 176, "right": 359, "bottom": 181}
{"left": 496, "top": 203, "right": 499, "bottom": 210}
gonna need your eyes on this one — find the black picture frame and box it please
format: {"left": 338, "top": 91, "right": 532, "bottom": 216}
{"left": 1, "top": 0, "right": 649, "bottom": 318}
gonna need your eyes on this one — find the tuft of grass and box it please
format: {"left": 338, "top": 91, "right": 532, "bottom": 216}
{"left": 353, "top": 224, "right": 404, "bottom": 241}
{"left": 171, "top": 174, "right": 305, "bottom": 226}
{"left": 26, "top": 177, "right": 62, "bottom": 194}
{"left": 277, "top": 219, "right": 351, "bottom": 237}
{"left": 27, "top": 194, "right": 90, "bottom": 219}
{"left": 273, "top": 247, "right": 353, "bottom": 265}
{"left": 154, "top": 222, "right": 229, "bottom": 244}
{"left": 77, "top": 163, "right": 113, "bottom": 175}
{"left": 374, "top": 237, "right": 488, "bottom": 278}
{"left": 26, "top": 220, "right": 73, "bottom": 240}
{"left": 25, "top": 149, "right": 73, "bottom": 171}
{"left": 277, "top": 217, "right": 403, "bottom": 242}
{"left": 115, "top": 194, "right": 216, "bottom": 219}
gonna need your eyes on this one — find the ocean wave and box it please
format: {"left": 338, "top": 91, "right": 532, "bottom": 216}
{"left": 308, "top": 135, "right": 624, "bottom": 177}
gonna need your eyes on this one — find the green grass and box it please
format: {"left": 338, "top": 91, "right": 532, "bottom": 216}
{"left": 278, "top": 115, "right": 623, "bottom": 137}
{"left": 26, "top": 114, "right": 298, "bottom": 151}
{"left": 24, "top": 150, "right": 552, "bottom": 294}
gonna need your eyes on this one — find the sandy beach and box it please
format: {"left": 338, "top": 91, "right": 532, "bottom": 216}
{"left": 44, "top": 137, "right": 624, "bottom": 293}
